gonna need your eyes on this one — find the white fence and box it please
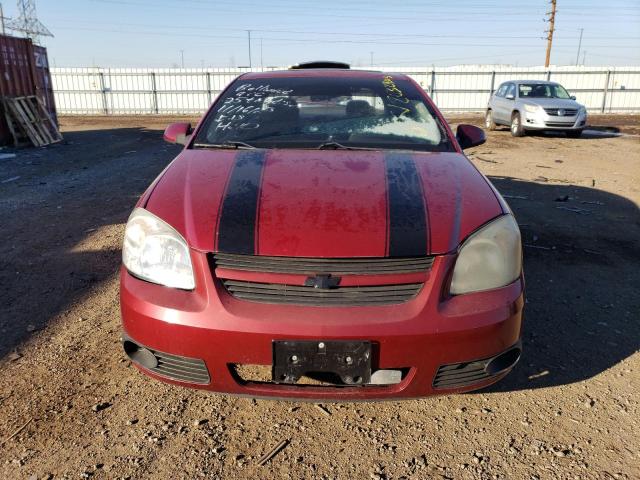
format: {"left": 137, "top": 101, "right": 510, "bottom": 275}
{"left": 51, "top": 65, "right": 640, "bottom": 115}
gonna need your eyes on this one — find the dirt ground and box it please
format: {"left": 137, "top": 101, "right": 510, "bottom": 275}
{"left": 0, "top": 114, "right": 638, "bottom": 480}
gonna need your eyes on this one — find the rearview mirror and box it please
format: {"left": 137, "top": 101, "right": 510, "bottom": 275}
{"left": 163, "top": 122, "right": 192, "bottom": 145}
{"left": 570, "top": 95, "right": 576, "bottom": 100}
{"left": 505, "top": 93, "right": 515, "bottom": 100}
{"left": 456, "top": 124, "right": 486, "bottom": 150}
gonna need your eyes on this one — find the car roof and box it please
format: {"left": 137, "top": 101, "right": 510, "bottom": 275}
{"left": 241, "top": 69, "right": 409, "bottom": 81}
{"left": 505, "top": 80, "right": 560, "bottom": 85}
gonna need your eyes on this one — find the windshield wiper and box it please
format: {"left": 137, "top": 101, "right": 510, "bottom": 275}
{"left": 316, "top": 141, "right": 373, "bottom": 151}
{"left": 193, "top": 141, "right": 256, "bottom": 149}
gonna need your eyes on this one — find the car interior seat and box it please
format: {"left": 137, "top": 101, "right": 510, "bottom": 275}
{"left": 346, "top": 100, "right": 374, "bottom": 117}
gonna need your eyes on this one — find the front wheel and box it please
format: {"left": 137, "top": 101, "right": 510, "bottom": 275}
{"left": 510, "top": 112, "right": 525, "bottom": 137}
{"left": 566, "top": 129, "right": 583, "bottom": 138}
{"left": 485, "top": 110, "right": 497, "bottom": 131}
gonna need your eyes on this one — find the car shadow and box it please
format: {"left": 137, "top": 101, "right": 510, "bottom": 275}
{"left": 483, "top": 175, "right": 640, "bottom": 392}
{"left": 0, "top": 125, "right": 181, "bottom": 360}
{"left": 525, "top": 126, "right": 621, "bottom": 139}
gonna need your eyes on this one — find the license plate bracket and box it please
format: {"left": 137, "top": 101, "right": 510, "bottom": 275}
{"left": 273, "top": 340, "right": 372, "bottom": 385}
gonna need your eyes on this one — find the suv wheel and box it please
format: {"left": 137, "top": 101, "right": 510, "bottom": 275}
{"left": 485, "top": 110, "right": 497, "bottom": 131}
{"left": 510, "top": 112, "right": 525, "bottom": 137}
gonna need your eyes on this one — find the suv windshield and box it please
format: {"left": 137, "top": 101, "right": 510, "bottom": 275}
{"left": 519, "top": 83, "right": 571, "bottom": 99}
{"left": 193, "top": 75, "right": 452, "bottom": 151}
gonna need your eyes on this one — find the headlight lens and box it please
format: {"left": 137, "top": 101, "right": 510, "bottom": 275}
{"left": 450, "top": 215, "right": 522, "bottom": 295}
{"left": 122, "top": 208, "right": 195, "bottom": 290}
{"left": 524, "top": 104, "right": 540, "bottom": 113}
{"left": 579, "top": 106, "right": 587, "bottom": 114}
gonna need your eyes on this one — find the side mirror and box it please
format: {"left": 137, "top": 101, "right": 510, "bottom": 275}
{"left": 456, "top": 124, "right": 486, "bottom": 150}
{"left": 163, "top": 122, "right": 192, "bottom": 145}
{"left": 570, "top": 95, "right": 576, "bottom": 100}
{"left": 505, "top": 93, "right": 515, "bottom": 100}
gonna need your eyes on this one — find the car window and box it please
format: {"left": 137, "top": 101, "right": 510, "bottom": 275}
{"left": 505, "top": 84, "right": 516, "bottom": 98}
{"left": 519, "top": 83, "right": 571, "bottom": 99}
{"left": 193, "top": 75, "right": 452, "bottom": 152}
{"left": 495, "top": 84, "right": 508, "bottom": 97}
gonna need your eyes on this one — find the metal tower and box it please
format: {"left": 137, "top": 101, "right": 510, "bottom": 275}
{"left": 6, "top": 0, "right": 52, "bottom": 44}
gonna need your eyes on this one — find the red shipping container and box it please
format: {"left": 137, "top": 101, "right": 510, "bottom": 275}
{"left": 0, "top": 34, "right": 58, "bottom": 146}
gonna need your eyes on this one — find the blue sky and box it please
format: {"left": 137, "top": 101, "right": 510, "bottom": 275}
{"left": 4, "top": 0, "right": 639, "bottom": 67}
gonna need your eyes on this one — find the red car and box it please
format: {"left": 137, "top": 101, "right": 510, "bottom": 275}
{"left": 120, "top": 62, "right": 524, "bottom": 400}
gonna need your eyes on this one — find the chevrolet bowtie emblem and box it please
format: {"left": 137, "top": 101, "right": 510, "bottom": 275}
{"left": 304, "top": 274, "right": 341, "bottom": 289}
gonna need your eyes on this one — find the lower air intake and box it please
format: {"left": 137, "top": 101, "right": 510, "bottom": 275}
{"left": 123, "top": 339, "right": 210, "bottom": 384}
{"left": 433, "top": 344, "right": 521, "bottom": 389}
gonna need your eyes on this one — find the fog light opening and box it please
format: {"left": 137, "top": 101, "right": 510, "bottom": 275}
{"left": 123, "top": 340, "right": 158, "bottom": 370}
{"left": 485, "top": 347, "right": 521, "bottom": 376}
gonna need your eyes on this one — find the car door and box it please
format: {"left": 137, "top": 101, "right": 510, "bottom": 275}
{"left": 491, "top": 83, "right": 509, "bottom": 123}
{"left": 502, "top": 83, "right": 517, "bottom": 122}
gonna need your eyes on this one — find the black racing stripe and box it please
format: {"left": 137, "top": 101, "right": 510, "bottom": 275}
{"left": 217, "top": 150, "right": 267, "bottom": 254}
{"left": 384, "top": 152, "right": 428, "bottom": 257}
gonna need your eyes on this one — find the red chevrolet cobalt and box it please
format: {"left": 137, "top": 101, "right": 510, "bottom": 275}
{"left": 120, "top": 62, "right": 524, "bottom": 400}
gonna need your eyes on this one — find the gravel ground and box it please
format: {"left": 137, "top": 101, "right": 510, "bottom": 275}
{"left": 0, "top": 115, "right": 638, "bottom": 480}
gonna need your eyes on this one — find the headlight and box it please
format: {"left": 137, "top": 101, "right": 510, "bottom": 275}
{"left": 579, "top": 106, "right": 587, "bottom": 114}
{"left": 450, "top": 215, "right": 522, "bottom": 295}
{"left": 122, "top": 208, "right": 195, "bottom": 290}
{"left": 524, "top": 104, "right": 540, "bottom": 113}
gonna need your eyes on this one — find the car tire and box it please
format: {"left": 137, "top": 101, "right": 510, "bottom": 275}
{"left": 510, "top": 112, "right": 525, "bottom": 137}
{"left": 485, "top": 110, "right": 497, "bottom": 131}
{"left": 566, "top": 129, "right": 583, "bottom": 138}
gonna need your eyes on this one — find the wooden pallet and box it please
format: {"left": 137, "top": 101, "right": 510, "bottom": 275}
{"left": 2, "top": 96, "right": 62, "bottom": 147}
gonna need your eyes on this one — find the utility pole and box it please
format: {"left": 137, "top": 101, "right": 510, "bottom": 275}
{"left": 0, "top": 3, "right": 6, "bottom": 35}
{"left": 260, "top": 37, "right": 263, "bottom": 70}
{"left": 544, "top": 0, "right": 557, "bottom": 68}
{"left": 370, "top": 51, "right": 374, "bottom": 67}
{"left": 180, "top": 49, "right": 184, "bottom": 68}
{"left": 247, "top": 30, "right": 252, "bottom": 69}
{"left": 575, "top": 28, "right": 583, "bottom": 66}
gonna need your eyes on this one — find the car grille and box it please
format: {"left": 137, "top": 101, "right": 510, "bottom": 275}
{"left": 433, "top": 359, "right": 491, "bottom": 389}
{"left": 544, "top": 108, "right": 578, "bottom": 116}
{"left": 545, "top": 121, "right": 575, "bottom": 127}
{"left": 221, "top": 279, "right": 423, "bottom": 306}
{"left": 212, "top": 254, "right": 433, "bottom": 306}
{"left": 213, "top": 253, "right": 434, "bottom": 275}
{"left": 148, "top": 349, "right": 210, "bottom": 384}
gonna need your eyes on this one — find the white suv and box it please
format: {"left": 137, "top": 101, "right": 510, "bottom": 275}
{"left": 486, "top": 80, "right": 587, "bottom": 138}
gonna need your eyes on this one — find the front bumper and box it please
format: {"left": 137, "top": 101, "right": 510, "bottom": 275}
{"left": 120, "top": 251, "right": 524, "bottom": 400}
{"left": 523, "top": 108, "right": 587, "bottom": 131}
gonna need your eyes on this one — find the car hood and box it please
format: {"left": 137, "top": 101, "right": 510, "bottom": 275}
{"left": 145, "top": 149, "right": 504, "bottom": 256}
{"left": 523, "top": 98, "right": 582, "bottom": 109}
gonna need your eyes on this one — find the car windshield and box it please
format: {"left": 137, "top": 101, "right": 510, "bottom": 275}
{"left": 193, "top": 75, "right": 452, "bottom": 151}
{"left": 519, "top": 83, "right": 571, "bottom": 99}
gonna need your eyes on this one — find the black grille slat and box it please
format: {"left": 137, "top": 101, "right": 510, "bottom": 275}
{"left": 213, "top": 253, "right": 434, "bottom": 275}
{"left": 433, "top": 359, "right": 491, "bottom": 389}
{"left": 222, "top": 279, "right": 422, "bottom": 306}
{"left": 224, "top": 280, "right": 421, "bottom": 294}
{"left": 156, "top": 360, "right": 209, "bottom": 374}
{"left": 154, "top": 353, "right": 205, "bottom": 366}
{"left": 148, "top": 348, "right": 210, "bottom": 384}
{"left": 433, "top": 373, "right": 491, "bottom": 388}
{"left": 437, "top": 362, "right": 485, "bottom": 373}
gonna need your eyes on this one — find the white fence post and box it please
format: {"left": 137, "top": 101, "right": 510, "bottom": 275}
{"left": 601, "top": 70, "right": 611, "bottom": 113}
